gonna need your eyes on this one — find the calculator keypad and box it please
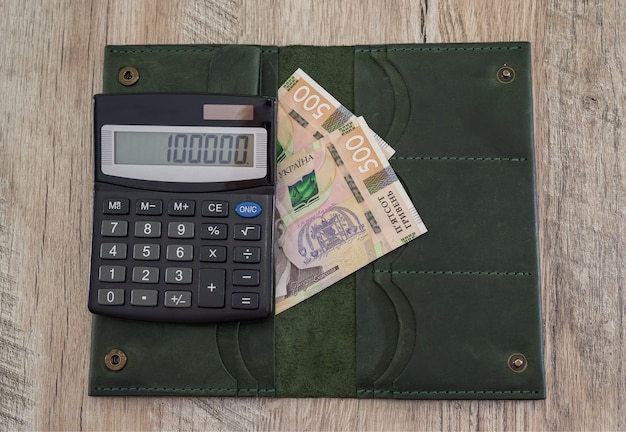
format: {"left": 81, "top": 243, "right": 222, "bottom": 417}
{"left": 89, "top": 190, "right": 274, "bottom": 323}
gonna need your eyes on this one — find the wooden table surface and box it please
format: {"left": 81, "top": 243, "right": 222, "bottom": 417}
{"left": 1, "top": 0, "right": 624, "bottom": 430}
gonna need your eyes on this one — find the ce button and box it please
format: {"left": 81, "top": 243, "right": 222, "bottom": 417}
{"left": 202, "top": 200, "right": 229, "bottom": 217}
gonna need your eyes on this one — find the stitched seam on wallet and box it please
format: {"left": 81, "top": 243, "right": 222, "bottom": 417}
{"left": 94, "top": 386, "right": 276, "bottom": 392}
{"left": 108, "top": 48, "right": 279, "bottom": 54}
{"left": 355, "top": 46, "right": 522, "bottom": 53}
{"left": 108, "top": 48, "right": 215, "bottom": 54}
{"left": 357, "top": 389, "right": 540, "bottom": 395}
{"left": 391, "top": 156, "right": 528, "bottom": 162}
{"left": 375, "top": 270, "right": 532, "bottom": 277}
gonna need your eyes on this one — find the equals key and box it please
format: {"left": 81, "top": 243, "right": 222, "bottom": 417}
{"left": 232, "top": 293, "right": 259, "bottom": 310}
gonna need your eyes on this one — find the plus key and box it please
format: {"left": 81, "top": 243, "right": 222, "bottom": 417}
{"left": 198, "top": 269, "right": 225, "bottom": 308}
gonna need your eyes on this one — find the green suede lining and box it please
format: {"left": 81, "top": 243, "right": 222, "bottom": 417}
{"left": 274, "top": 45, "right": 356, "bottom": 397}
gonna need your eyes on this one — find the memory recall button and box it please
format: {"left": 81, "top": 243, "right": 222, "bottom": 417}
{"left": 103, "top": 199, "right": 129, "bottom": 214}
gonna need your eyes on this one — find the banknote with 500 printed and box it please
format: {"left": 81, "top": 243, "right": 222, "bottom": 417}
{"left": 277, "top": 68, "right": 395, "bottom": 162}
{"left": 274, "top": 117, "right": 427, "bottom": 313}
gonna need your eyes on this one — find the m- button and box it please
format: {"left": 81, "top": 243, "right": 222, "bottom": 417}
{"left": 202, "top": 200, "right": 228, "bottom": 217}
{"left": 136, "top": 199, "right": 163, "bottom": 215}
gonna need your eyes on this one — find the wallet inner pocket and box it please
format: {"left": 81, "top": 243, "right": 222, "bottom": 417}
{"left": 355, "top": 271, "right": 544, "bottom": 399}
{"left": 89, "top": 316, "right": 239, "bottom": 395}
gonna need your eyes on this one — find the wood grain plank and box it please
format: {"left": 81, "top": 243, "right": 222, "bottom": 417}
{"left": 0, "top": 180, "right": 32, "bottom": 431}
{"left": 1, "top": 0, "right": 109, "bottom": 428}
{"left": 240, "top": 0, "right": 428, "bottom": 45}
{"left": 180, "top": 0, "right": 240, "bottom": 44}
{"left": 540, "top": 0, "right": 625, "bottom": 430}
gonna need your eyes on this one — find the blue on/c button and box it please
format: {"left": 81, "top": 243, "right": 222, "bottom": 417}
{"left": 235, "top": 201, "right": 262, "bottom": 218}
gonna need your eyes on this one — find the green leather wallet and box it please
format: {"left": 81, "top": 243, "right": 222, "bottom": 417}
{"left": 89, "top": 43, "right": 545, "bottom": 399}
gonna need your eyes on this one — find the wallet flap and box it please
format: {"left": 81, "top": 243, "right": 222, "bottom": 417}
{"left": 91, "top": 45, "right": 277, "bottom": 397}
{"left": 354, "top": 43, "right": 544, "bottom": 399}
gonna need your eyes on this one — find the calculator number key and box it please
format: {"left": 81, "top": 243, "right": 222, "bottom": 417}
{"left": 135, "top": 221, "right": 162, "bottom": 238}
{"left": 168, "top": 222, "right": 195, "bottom": 239}
{"left": 132, "top": 267, "right": 160, "bottom": 283}
{"left": 234, "top": 224, "right": 261, "bottom": 240}
{"left": 98, "top": 289, "right": 125, "bottom": 305}
{"left": 166, "top": 245, "right": 194, "bottom": 261}
{"left": 165, "top": 267, "right": 193, "bottom": 284}
{"left": 100, "top": 243, "right": 127, "bottom": 260}
{"left": 133, "top": 244, "right": 160, "bottom": 260}
{"left": 200, "top": 223, "right": 228, "bottom": 240}
{"left": 101, "top": 220, "right": 128, "bottom": 237}
{"left": 99, "top": 266, "right": 126, "bottom": 282}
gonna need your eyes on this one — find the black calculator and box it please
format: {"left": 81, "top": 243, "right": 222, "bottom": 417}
{"left": 88, "top": 94, "right": 276, "bottom": 323}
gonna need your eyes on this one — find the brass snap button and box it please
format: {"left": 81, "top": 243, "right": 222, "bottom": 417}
{"left": 118, "top": 66, "right": 140, "bottom": 86}
{"left": 507, "top": 353, "right": 528, "bottom": 373}
{"left": 497, "top": 65, "right": 515, "bottom": 84}
{"left": 104, "top": 348, "right": 128, "bottom": 371}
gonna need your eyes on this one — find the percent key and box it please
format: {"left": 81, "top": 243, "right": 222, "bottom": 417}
{"left": 201, "top": 223, "right": 227, "bottom": 239}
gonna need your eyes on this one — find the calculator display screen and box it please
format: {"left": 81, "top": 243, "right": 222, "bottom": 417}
{"left": 114, "top": 131, "right": 254, "bottom": 167}
{"left": 100, "top": 125, "right": 268, "bottom": 183}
